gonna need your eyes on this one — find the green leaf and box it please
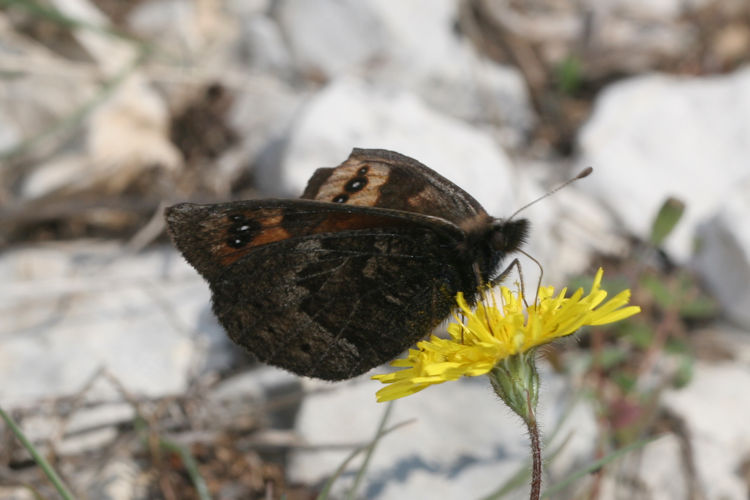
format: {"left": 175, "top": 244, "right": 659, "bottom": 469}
{"left": 640, "top": 274, "right": 674, "bottom": 309}
{"left": 597, "top": 347, "right": 628, "bottom": 370}
{"left": 613, "top": 372, "right": 637, "bottom": 393}
{"left": 672, "top": 354, "right": 694, "bottom": 388}
{"left": 664, "top": 337, "right": 689, "bottom": 355}
{"left": 556, "top": 55, "right": 584, "bottom": 95}
{"left": 679, "top": 296, "right": 718, "bottom": 319}
{"left": 650, "top": 197, "right": 685, "bottom": 247}
{"left": 617, "top": 321, "right": 654, "bottom": 349}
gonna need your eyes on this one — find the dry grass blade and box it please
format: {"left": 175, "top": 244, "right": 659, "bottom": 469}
{"left": 0, "top": 405, "right": 77, "bottom": 500}
{"left": 317, "top": 403, "right": 413, "bottom": 500}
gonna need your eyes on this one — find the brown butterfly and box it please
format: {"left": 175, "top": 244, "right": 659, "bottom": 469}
{"left": 166, "top": 149, "right": 529, "bottom": 380}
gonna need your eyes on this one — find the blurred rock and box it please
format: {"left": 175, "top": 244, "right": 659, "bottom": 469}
{"left": 662, "top": 360, "right": 750, "bottom": 499}
{"left": 84, "top": 457, "right": 143, "bottom": 500}
{"left": 693, "top": 178, "right": 750, "bottom": 329}
{"left": 127, "top": 0, "right": 220, "bottom": 57}
{"left": 365, "top": 0, "right": 532, "bottom": 133}
{"left": 596, "top": 0, "right": 713, "bottom": 20}
{"left": 86, "top": 75, "right": 180, "bottom": 193}
{"left": 19, "top": 153, "right": 92, "bottom": 199}
{"left": 637, "top": 434, "right": 691, "bottom": 499}
{"left": 207, "top": 366, "right": 302, "bottom": 430}
{"left": 21, "top": 74, "right": 181, "bottom": 198}
{"left": 577, "top": 67, "right": 750, "bottom": 261}
{"left": 274, "top": 0, "right": 385, "bottom": 80}
{"left": 0, "top": 28, "right": 96, "bottom": 158}
{"left": 224, "top": 75, "right": 304, "bottom": 193}
{"left": 596, "top": 434, "right": 690, "bottom": 500}
{"left": 20, "top": 75, "right": 181, "bottom": 199}
{"left": 0, "top": 487, "right": 34, "bottom": 500}
{"left": 288, "top": 366, "right": 596, "bottom": 499}
{"left": 0, "top": 242, "right": 229, "bottom": 408}
{"left": 712, "top": 23, "right": 750, "bottom": 68}
{"left": 236, "top": 14, "right": 293, "bottom": 75}
{"left": 225, "top": 0, "right": 270, "bottom": 18}
{"left": 273, "top": 0, "right": 531, "bottom": 135}
{"left": 50, "top": 0, "right": 137, "bottom": 73}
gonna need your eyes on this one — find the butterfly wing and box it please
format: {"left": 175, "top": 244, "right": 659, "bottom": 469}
{"left": 166, "top": 199, "right": 473, "bottom": 379}
{"left": 302, "top": 148, "right": 489, "bottom": 225}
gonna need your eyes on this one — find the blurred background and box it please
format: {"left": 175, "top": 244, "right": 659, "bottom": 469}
{"left": 2, "top": 0, "right": 750, "bottom": 498}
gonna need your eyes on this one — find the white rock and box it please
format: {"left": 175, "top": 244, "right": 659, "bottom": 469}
{"left": 595, "top": 0, "right": 714, "bottom": 19}
{"left": 0, "top": 243, "right": 227, "bottom": 408}
{"left": 577, "top": 67, "right": 750, "bottom": 262}
{"left": 0, "top": 487, "right": 34, "bottom": 500}
{"left": 595, "top": 434, "right": 690, "bottom": 500}
{"left": 364, "top": 0, "right": 532, "bottom": 132}
{"left": 662, "top": 361, "right": 750, "bottom": 499}
{"left": 225, "top": 75, "right": 304, "bottom": 191}
{"left": 225, "top": 0, "right": 270, "bottom": 18}
{"left": 85, "top": 458, "right": 142, "bottom": 500}
{"left": 637, "top": 434, "right": 691, "bottom": 499}
{"left": 20, "top": 153, "right": 93, "bottom": 199}
{"left": 288, "top": 366, "right": 596, "bottom": 499}
{"left": 272, "top": 0, "right": 531, "bottom": 132}
{"left": 273, "top": 77, "right": 518, "bottom": 216}
{"left": 50, "top": 0, "right": 136, "bottom": 74}
{"left": 85, "top": 75, "right": 180, "bottom": 193}
{"left": 275, "top": 0, "right": 385, "bottom": 79}
{"left": 207, "top": 366, "right": 302, "bottom": 428}
{"left": 127, "top": 0, "right": 210, "bottom": 56}
{"left": 693, "top": 178, "right": 750, "bottom": 328}
{"left": 237, "top": 15, "right": 293, "bottom": 74}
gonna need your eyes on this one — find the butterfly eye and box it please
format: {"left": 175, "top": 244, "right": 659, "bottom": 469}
{"left": 491, "top": 229, "right": 506, "bottom": 251}
{"left": 332, "top": 194, "right": 348, "bottom": 203}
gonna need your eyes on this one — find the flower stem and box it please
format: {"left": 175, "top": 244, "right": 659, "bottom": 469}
{"left": 526, "top": 396, "right": 542, "bottom": 500}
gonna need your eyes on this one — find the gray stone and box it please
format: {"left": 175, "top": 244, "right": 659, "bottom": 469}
{"left": 662, "top": 361, "right": 750, "bottom": 499}
{"left": 237, "top": 15, "right": 293, "bottom": 74}
{"left": 364, "top": 0, "right": 533, "bottom": 133}
{"left": 693, "top": 177, "right": 750, "bottom": 329}
{"left": 0, "top": 242, "right": 227, "bottom": 408}
{"left": 288, "top": 365, "right": 596, "bottom": 499}
{"left": 275, "top": 0, "right": 385, "bottom": 79}
{"left": 577, "top": 67, "right": 750, "bottom": 262}
{"left": 596, "top": 434, "right": 690, "bottom": 500}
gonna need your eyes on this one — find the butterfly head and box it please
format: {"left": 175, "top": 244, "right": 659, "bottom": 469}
{"left": 490, "top": 218, "right": 529, "bottom": 255}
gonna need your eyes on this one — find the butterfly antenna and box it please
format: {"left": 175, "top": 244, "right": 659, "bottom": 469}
{"left": 508, "top": 167, "right": 593, "bottom": 220}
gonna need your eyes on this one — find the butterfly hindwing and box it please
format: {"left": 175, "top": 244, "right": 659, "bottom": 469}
{"left": 301, "top": 148, "right": 488, "bottom": 225}
{"left": 166, "top": 199, "right": 472, "bottom": 379}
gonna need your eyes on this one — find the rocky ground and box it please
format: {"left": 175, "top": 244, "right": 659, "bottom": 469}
{"left": 2, "top": 0, "right": 750, "bottom": 499}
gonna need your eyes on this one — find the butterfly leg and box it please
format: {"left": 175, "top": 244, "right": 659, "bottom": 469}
{"left": 489, "top": 258, "right": 531, "bottom": 307}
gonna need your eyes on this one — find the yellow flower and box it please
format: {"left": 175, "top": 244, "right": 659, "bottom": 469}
{"left": 373, "top": 268, "right": 640, "bottom": 402}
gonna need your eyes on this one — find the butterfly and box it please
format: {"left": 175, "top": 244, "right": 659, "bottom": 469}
{"left": 165, "top": 148, "right": 529, "bottom": 380}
